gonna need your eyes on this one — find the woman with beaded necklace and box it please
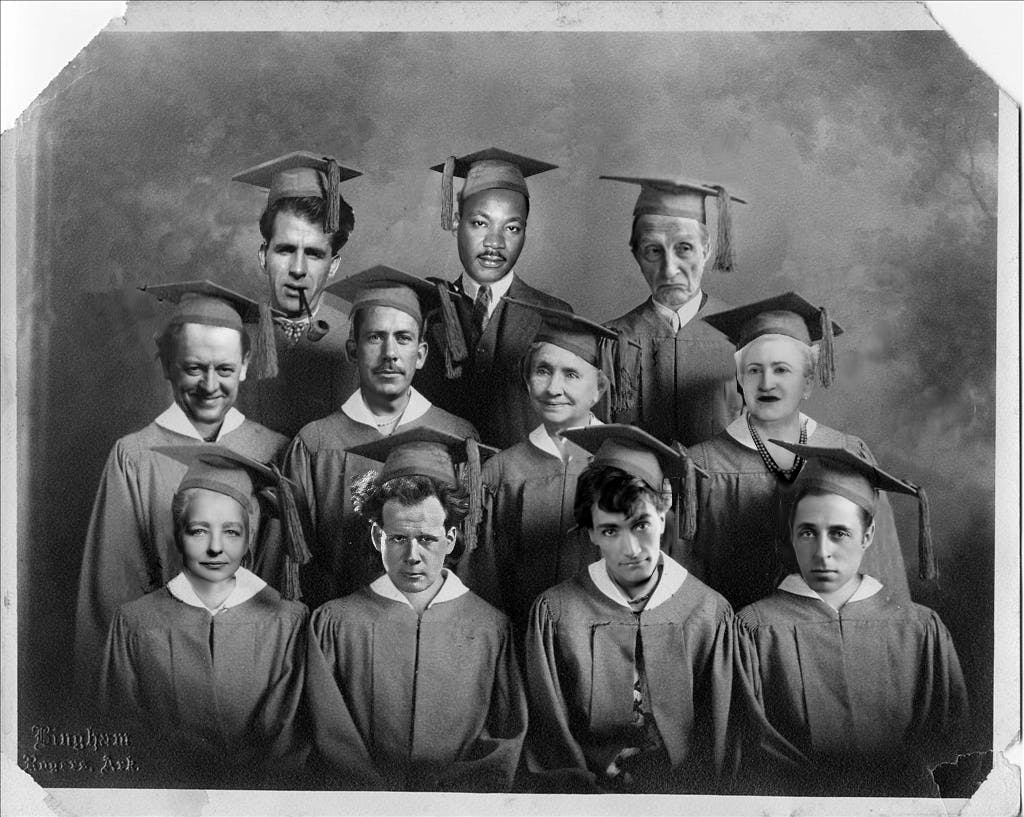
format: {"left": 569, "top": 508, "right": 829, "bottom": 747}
{"left": 681, "top": 292, "right": 924, "bottom": 612}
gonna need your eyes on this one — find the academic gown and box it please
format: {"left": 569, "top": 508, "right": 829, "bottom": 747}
{"left": 99, "top": 570, "right": 309, "bottom": 788}
{"left": 525, "top": 556, "right": 736, "bottom": 794}
{"left": 685, "top": 415, "right": 911, "bottom": 611}
{"left": 305, "top": 571, "right": 528, "bottom": 791}
{"left": 418, "top": 275, "right": 573, "bottom": 449}
{"left": 459, "top": 423, "right": 599, "bottom": 646}
{"left": 604, "top": 294, "right": 742, "bottom": 447}
{"left": 284, "top": 388, "right": 478, "bottom": 610}
{"left": 735, "top": 575, "right": 969, "bottom": 797}
{"left": 74, "top": 406, "right": 288, "bottom": 700}
{"left": 236, "top": 299, "right": 358, "bottom": 438}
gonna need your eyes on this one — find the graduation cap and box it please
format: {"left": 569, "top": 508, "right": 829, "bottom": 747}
{"left": 232, "top": 150, "right": 362, "bottom": 234}
{"left": 346, "top": 428, "right": 498, "bottom": 553}
{"left": 562, "top": 424, "right": 708, "bottom": 539}
{"left": 326, "top": 264, "right": 436, "bottom": 328}
{"left": 503, "top": 297, "right": 616, "bottom": 368}
{"left": 600, "top": 175, "right": 747, "bottom": 274}
{"left": 155, "top": 445, "right": 313, "bottom": 600}
{"left": 432, "top": 147, "right": 558, "bottom": 232}
{"left": 141, "top": 280, "right": 280, "bottom": 380}
{"left": 703, "top": 291, "right": 843, "bottom": 388}
{"left": 771, "top": 439, "right": 937, "bottom": 582}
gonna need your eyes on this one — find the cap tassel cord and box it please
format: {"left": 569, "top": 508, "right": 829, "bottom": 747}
{"left": 914, "top": 484, "right": 938, "bottom": 582}
{"left": 271, "top": 464, "right": 313, "bottom": 601}
{"left": 325, "top": 158, "right": 342, "bottom": 233}
{"left": 254, "top": 297, "right": 279, "bottom": 379}
{"left": 441, "top": 156, "right": 456, "bottom": 232}
{"left": 434, "top": 281, "right": 468, "bottom": 379}
{"left": 712, "top": 185, "right": 735, "bottom": 274}
{"left": 597, "top": 337, "right": 617, "bottom": 421}
{"left": 612, "top": 338, "right": 640, "bottom": 415}
{"left": 673, "top": 442, "right": 699, "bottom": 540}
{"left": 465, "top": 438, "right": 483, "bottom": 553}
{"left": 818, "top": 306, "right": 836, "bottom": 388}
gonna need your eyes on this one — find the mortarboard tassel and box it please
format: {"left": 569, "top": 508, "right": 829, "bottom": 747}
{"left": 254, "top": 297, "right": 279, "bottom": 379}
{"left": 711, "top": 185, "right": 735, "bottom": 274}
{"left": 465, "top": 438, "right": 483, "bottom": 553}
{"left": 915, "top": 484, "right": 939, "bottom": 582}
{"left": 817, "top": 306, "right": 836, "bottom": 388}
{"left": 324, "top": 158, "right": 342, "bottom": 233}
{"left": 434, "top": 281, "right": 468, "bottom": 379}
{"left": 271, "top": 464, "right": 313, "bottom": 601}
{"left": 441, "top": 156, "right": 456, "bottom": 232}
{"left": 673, "top": 442, "right": 699, "bottom": 541}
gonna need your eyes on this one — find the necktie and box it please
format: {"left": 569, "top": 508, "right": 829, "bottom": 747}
{"left": 473, "top": 285, "right": 492, "bottom": 334}
{"left": 274, "top": 317, "right": 309, "bottom": 346}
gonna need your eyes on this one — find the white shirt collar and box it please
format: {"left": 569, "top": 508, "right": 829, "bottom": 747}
{"left": 651, "top": 291, "right": 704, "bottom": 332}
{"left": 154, "top": 403, "right": 245, "bottom": 442}
{"left": 777, "top": 572, "right": 884, "bottom": 607}
{"left": 369, "top": 568, "right": 469, "bottom": 609}
{"left": 725, "top": 411, "right": 818, "bottom": 451}
{"left": 340, "top": 387, "right": 432, "bottom": 429}
{"left": 166, "top": 567, "right": 267, "bottom": 614}
{"left": 460, "top": 271, "right": 516, "bottom": 319}
{"left": 588, "top": 553, "right": 687, "bottom": 612}
{"left": 527, "top": 415, "right": 604, "bottom": 460}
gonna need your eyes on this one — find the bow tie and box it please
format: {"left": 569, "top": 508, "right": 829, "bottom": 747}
{"left": 274, "top": 317, "right": 310, "bottom": 345}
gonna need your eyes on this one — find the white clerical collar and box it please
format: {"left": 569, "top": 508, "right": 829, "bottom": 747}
{"left": 340, "top": 387, "right": 432, "bottom": 430}
{"left": 651, "top": 291, "right": 704, "bottom": 332}
{"left": 167, "top": 567, "right": 266, "bottom": 614}
{"left": 778, "top": 572, "right": 884, "bottom": 608}
{"left": 588, "top": 553, "right": 687, "bottom": 612}
{"left": 528, "top": 415, "right": 604, "bottom": 460}
{"left": 369, "top": 568, "right": 469, "bottom": 609}
{"left": 460, "top": 271, "right": 516, "bottom": 318}
{"left": 155, "top": 403, "right": 246, "bottom": 442}
{"left": 725, "top": 411, "right": 818, "bottom": 451}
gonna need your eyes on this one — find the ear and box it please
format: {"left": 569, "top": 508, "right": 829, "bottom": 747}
{"left": 238, "top": 351, "right": 250, "bottom": 383}
{"left": 802, "top": 376, "right": 813, "bottom": 401}
{"left": 414, "top": 338, "right": 428, "bottom": 371}
{"left": 345, "top": 337, "right": 358, "bottom": 362}
{"left": 451, "top": 210, "right": 461, "bottom": 231}
{"left": 443, "top": 527, "right": 458, "bottom": 556}
{"left": 327, "top": 252, "right": 342, "bottom": 280}
{"left": 258, "top": 244, "right": 268, "bottom": 273}
{"left": 655, "top": 509, "right": 668, "bottom": 536}
{"left": 861, "top": 520, "right": 876, "bottom": 550}
{"left": 370, "top": 522, "right": 385, "bottom": 553}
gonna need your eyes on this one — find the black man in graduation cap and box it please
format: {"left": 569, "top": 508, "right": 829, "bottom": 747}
{"left": 75, "top": 282, "right": 289, "bottom": 700}
{"left": 232, "top": 151, "right": 362, "bottom": 436}
{"left": 284, "top": 265, "right": 478, "bottom": 609}
{"left": 417, "top": 147, "right": 574, "bottom": 450}
{"left": 600, "top": 175, "right": 746, "bottom": 447}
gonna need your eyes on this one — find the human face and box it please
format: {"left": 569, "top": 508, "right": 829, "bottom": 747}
{"left": 632, "top": 214, "right": 710, "bottom": 309}
{"left": 346, "top": 306, "right": 427, "bottom": 402}
{"left": 738, "top": 336, "right": 812, "bottom": 424}
{"left": 164, "top": 323, "right": 248, "bottom": 438}
{"left": 588, "top": 497, "right": 666, "bottom": 592}
{"left": 527, "top": 342, "right": 602, "bottom": 432}
{"left": 791, "top": 492, "right": 874, "bottom": 607}
{"left": 258, "top": 210, "right": 342, "bottom": 317}
{"left": 454, "top": 188, "right": 528, "bottom": 285}
{"left": 372, "top": 496, "right": 456, "bottom": 601}
{"left": 179, "top": 489, "right": 249, "bottom": 587}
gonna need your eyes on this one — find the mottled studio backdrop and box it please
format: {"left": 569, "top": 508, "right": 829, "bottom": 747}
{"left": 13, "top": 29, "right": 998, "bottom": 782}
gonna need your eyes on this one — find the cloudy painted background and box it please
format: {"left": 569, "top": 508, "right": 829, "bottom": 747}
{"left": 13, "top": 28, "right": 998, "bottom": 787}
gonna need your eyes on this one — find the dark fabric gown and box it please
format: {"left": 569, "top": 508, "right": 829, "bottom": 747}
{"left": 99, "top": 582, "right": 309, "bottom": 788}
{"left": 236, "top": 300, "right": 358, "bottom": 439}
{"left": 305, "top": 580, "right": 528, "bottom": 791}
{"left": 459, "top": 433, "right": 598, "bottom": 646}
{"left": 74, "top": 418, "right": 288, "bottom": 699}
{"left": 284, "top": 402, "right": 478, "bottom": 610}
{"left": 735, "top": 582, "right": 969, "bottom": 796}
{"left": 524, "top": 559, "right": 737, "bottom": 794}
{"left": 417, "top": 275, "right": 573, "bottom": 449}
{"left": 603, "top": 294, "right": 742, "bottom": 447}
{"left": 685, "top": 421, "right": 911, "bottom": 611}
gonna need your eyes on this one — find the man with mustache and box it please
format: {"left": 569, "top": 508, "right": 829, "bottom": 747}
{"left": 417, "top": 147, "right": 573, "bottom": 449}
{"left": 232, "top": 151, "right": 362, "bottom": 437}
{"left": 75, "top": 282, "right": 288, "bottom": 701}
{"left": 285, "top": 266, "right": 478, "bottom": 610}
{"left": 600, "top": 176, "right": 745, "bottom": 447}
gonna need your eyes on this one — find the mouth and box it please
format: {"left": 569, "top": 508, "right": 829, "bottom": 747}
{"left": 620, "top": 558, "right": 649, "bottom": 568}
{"left": 200, "top": 561, "right": 230, "bottom": 569}
{"left": 374, "top": 368, "right": 405, "bottom": 377}
{"left": 756, "top": 395, "right": 780, "bottom": 402}
{"left": 476, "top": 252, "right": 506, "bottom": 268}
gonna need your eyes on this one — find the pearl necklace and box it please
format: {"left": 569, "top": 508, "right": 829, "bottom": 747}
{"left": 747, "top": 414, "right": 807, "bottom": 483}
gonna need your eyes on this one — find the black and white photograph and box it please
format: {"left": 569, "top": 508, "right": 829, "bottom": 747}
{"left": 2, "top": 1, "right": 1019, "bottom": 814}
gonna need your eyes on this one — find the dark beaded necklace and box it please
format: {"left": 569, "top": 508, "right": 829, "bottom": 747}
{"left": 747, "top": 414, "right": 807, "bottom": 482}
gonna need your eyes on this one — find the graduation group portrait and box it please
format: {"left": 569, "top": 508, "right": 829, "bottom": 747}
{"left": 4, "top": 2, "right": 1016, "bottom": 814}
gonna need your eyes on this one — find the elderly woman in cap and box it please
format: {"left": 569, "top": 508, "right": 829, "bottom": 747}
{"left": 99, "top": 446, "right": 309, "bottom": 788}
{"left": 685, "top": 292, "right": 921, "bottom": 613}
{"left": 735, "top": 442, "right": 966, "bottom": 796}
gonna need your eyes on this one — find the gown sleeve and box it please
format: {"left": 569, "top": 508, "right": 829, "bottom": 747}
{"left": 911, "top": 611, "right": 970, "bottom": 767}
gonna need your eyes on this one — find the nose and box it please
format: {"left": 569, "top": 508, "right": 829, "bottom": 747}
{"left": 206, "top": 532, "right": 224, "bottom": 556}
{"left": 288, "top": 250, "right": 307, "bottom": 278}
{"left": 545, "top": 370, "right": 565, "bottom": 395}
{"left": 200, "top": 369, "right": 218, "bottom": 393}
{"left": 623, "top": 534, "right": 643, "bottom": 558}
{"left": 381, "top": 334, "right": 399, "bottom": 360}
{"left": 758, "top": 369, "right": 775, "bottom": 391}
{"left": 402, "top": 541, "right": 422, "bottom": 564}
{"left": 483, "top": 226, "right": 505, "bottom": 249}
{"left": 812, "top": 534, "right": 832, "bottom": 564}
